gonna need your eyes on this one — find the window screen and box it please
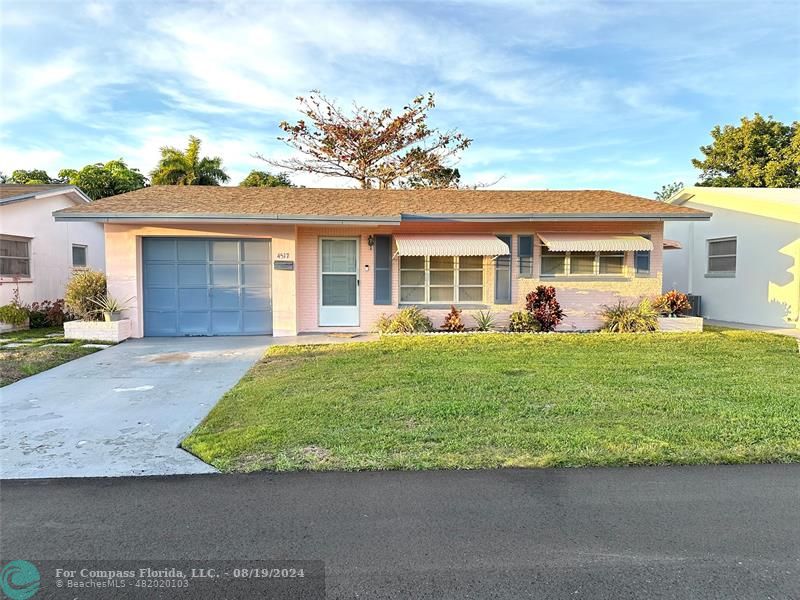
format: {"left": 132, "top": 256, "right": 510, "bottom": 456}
{"left": 72, "top": 245, "right": 87, "bottom": 268}
{"left": 708, "top": 238, "right": 737, "bottom": 275}
{"left": 0, "top": 236, "right": 31, "bottom": 277}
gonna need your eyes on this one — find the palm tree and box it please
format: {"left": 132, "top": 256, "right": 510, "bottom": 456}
{"left": 150, "top": 136, "right": 230, "bottom": 185}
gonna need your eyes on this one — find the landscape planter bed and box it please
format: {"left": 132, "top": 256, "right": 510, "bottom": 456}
{"left": 64, "top": 319, "right": 132, "bottom": 343}
{"left": 657, "top": 316, "right": 704, "bottom": 333}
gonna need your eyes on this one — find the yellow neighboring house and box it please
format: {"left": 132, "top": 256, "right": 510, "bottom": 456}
{"left": 664, "top": 187, "right": 800, "bottom": 329}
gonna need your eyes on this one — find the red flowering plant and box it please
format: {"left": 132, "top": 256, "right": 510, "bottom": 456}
{"left": 524, "top": 285, "right": 565, "bottom": 332}
{"left": 441, "top": 305, "right": 465, "bottom": 332}
{"left": 653, "top": 290, "right": 691, "bottom": 317}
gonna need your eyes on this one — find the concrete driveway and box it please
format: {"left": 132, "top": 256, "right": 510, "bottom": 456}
{"left": 0, "top": 336, "right": 270, "bottom": 479}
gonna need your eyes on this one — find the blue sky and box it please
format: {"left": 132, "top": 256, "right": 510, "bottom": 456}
{"left": 1, "top": 0, "right": 798, "bottom": 197}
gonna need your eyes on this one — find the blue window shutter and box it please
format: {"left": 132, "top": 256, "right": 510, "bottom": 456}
{"left": 635, "top": 234, "right": 651, "bottom": 275}
{"left": 518, "top": 235, "right": 533, "bottom": 276}
{"left": 374, "top": 235, "right": 392, "bottom": 305}
{"left": 494, "top": 235, "right": 512, "bottom": 304}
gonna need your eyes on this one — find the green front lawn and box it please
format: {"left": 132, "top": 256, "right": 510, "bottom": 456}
{"left": 182, "top": 331, "right": 800, "bottom": 472}
{"left": 0, "top": 327, "right": 105, "bottom": 386}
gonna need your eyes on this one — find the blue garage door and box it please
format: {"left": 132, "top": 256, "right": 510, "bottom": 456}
{"left": 143, "top": 238, "right": 272, "bottom": 336}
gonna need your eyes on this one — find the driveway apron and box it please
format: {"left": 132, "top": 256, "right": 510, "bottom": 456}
{"left": 0, "top": 336, "right": 269, "bottom": 479}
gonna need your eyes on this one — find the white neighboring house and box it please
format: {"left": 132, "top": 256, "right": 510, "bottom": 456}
{"left": 663, "top": 186, "right": 799, "bottom": 329}
{"left": 0, "top": 185, "right": 105, "bottom": 306}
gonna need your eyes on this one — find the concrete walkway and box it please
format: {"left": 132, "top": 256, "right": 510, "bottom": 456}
{"left": 0, "top": 333, "right": 376, "bottom": 480}
{"left": 706, "top": 319, "right": 800, "bottom": 339}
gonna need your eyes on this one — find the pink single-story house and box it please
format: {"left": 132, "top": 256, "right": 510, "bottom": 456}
{"left": 53, "top": 187, "right": 710, "bottom": 337}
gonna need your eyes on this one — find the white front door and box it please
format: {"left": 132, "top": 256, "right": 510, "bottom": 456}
{"left": 319, "top": 238, "right": 359, "bottom": 326}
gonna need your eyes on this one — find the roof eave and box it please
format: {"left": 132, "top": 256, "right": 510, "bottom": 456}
{"left": 1, "top": 186, "right": 92, "bottom": 206}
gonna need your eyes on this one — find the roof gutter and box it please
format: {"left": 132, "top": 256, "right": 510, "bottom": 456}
{"left": 53, "top": 210, "right": 711, "bottom": 224}
{"left": 52, "top": 212, "right": 403, "bottom": 226}
{"left": 401, "top": 212, "right": 711, "bottom": 222}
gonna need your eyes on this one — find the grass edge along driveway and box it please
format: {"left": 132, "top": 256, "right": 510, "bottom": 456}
{"left": 0, "top": 327, "right": 105, "bottom": 387}
{"left": 182, "top": 330, "right": 800, "bottom": 472}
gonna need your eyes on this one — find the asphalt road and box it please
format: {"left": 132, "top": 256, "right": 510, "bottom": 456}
{"left": 2, "top": 465, "right": 799, "bottom": 599}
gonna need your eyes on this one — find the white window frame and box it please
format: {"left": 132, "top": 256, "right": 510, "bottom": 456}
{"left": 540, "top": 250, "right": 626, "bottom": 277}
{"left": 706, "top": 236, "right": 737, "bottom": 277}
{"left": 72, "top": 244, "right": 88, "bottom": 269}
{"left": 399, "top": 256, "right": 484, "bottom": 304}
{"left": 0, "top": 235, "right": 32, "bottom": 279}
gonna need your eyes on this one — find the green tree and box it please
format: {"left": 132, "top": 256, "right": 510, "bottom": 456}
{"left": 692, "top": 114, "right": 800, "bottom": 187}
{"left": 239, "top": 170, "right": 294, "bottom": 187}
{"left": 261, "top": 91, "right": 471, "bottom": 189}
{"left": 405, "top": 166, "right": 461, "bottom": 189}
{"left": 58, "top": 159, "right": 147, "bottom": 200}
{"left": 8, "top": 169, "right": 64, "bottom": 184}
{"left": 654, "top": 181, "right": 684, "bottom": 202}
{"left": 150, "top": 136, "right": 230, "bottom": 185}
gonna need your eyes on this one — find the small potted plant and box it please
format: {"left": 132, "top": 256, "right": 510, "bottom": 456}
{"left": 89, "top": 294, "right": 133, "bottom": 322}
{"left": 653, "top": 290, "right": 703, "bottom": 332}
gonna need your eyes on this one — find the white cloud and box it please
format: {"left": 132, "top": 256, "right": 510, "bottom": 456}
{"left": 0, "top": 0, "right": 796, "bottom": 196}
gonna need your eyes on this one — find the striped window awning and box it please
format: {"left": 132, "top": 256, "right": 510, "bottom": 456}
{"left": 663, "top": 239, "right": 683, "bottom": 250}
{"left": 394, "top": 234, "right": 510, "bottom": 256}
{"left": 538, "top": 233, "right": 653, "bottom": 252}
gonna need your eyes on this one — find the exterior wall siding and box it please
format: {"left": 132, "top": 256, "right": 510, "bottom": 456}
{"left": 297, "top": 221, "right": 664, "bottom": 333}
{"left": 104, "top": 220, "right": 664, "bottom": 337}
{"left": 664, "top": 201, "right": 800, "bottom": 328}
{"left": 0, "top": 194, "right": 105, "bottom": 305}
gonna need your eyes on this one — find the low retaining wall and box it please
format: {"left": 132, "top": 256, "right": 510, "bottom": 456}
{"left": 658, "top": 316, "right": 703, "bottom": 333}
{"left": 0, "top": 318, "right": 30, "bottom": 333}
{"left": 64, "top": 319, "right": 132, "bottom": 343}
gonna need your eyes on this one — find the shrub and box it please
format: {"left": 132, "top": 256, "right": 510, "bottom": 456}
{"left": 375, "top": 307, "right": 433, "bottom": 334}
{"left": 64, "top": 270, "right": 107, "bottom": 321}
{"left": 524, "top": 285, "right": 565, "bottom": 332}
{"left": 600, "top": 299, "right": 659, "bottom": 333}
{"left": 508, "top": 310, "right": 540, "bottom": 333}
{"left": 27, "top": 299, "right": 69, "bottom": 327}
{"left": 654, "top": 290, "right": 691, "bottom": 317}
{"left": 441, "top": 305, "right": 464, "bottom": 332}
{"left": 0, "top": 303, "right": 29, "bottom": 326}
{"left": 472, "top": 309, "right": 496, "bottom": 332}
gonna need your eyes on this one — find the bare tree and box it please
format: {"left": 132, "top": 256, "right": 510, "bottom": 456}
{"left": 258, "top": 91, "right": 471, "bottom": 189}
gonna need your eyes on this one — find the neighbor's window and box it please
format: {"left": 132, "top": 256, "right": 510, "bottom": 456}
{"left": 0, "top": 235, "right": 31, "bottom": 278}
{"left": 541, "top": 250, "right": 626, "bottom": 277}
{"left": 72, "top": 244, "right": 87, "bottom": 268}
{"left": 400, "top": 255, "right": 484, "bottom": 304}
{"left": 707, "top": 237, "right": 736, "bottom": 276}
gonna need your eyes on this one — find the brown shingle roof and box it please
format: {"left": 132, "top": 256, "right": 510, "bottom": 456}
{"left": 0, "top": 184, "right": 80, "bottom": 200}
{"left": 53, "top": 186, "right": 710, "bottom": 222}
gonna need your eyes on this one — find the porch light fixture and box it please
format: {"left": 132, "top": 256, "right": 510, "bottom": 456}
{"left": 367, "top": 235, "right": 375, "bottom": 248}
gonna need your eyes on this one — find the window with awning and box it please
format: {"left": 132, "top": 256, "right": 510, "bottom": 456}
{"left": 538, "top": 233, "right": 650, "bottom": 277}
{"left": 396, "top": 235, "right": 510, "bottom": 304}
{"left": 537, "top": 233, "right": 653, "bottom": 252}
{"left": 394, "top": 234, "right": 511, "bottom": 257}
